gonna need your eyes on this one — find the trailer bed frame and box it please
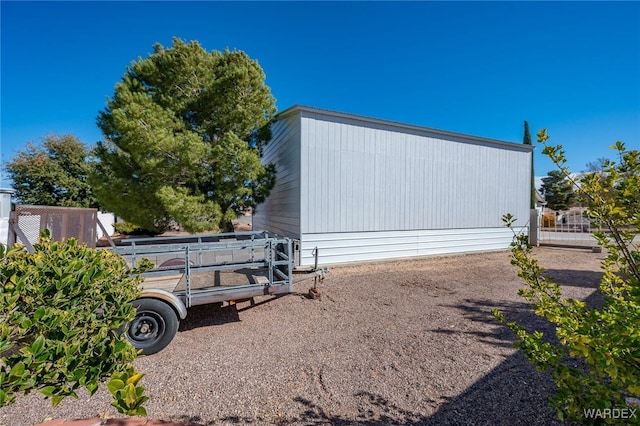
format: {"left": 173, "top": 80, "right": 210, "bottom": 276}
{"left": 111, "top": 230, "right": 295, "bottom": 308}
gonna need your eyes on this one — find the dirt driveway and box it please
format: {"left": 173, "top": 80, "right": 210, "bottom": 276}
{"left": 0, "top": 247, "right": 604, "bottom": 425}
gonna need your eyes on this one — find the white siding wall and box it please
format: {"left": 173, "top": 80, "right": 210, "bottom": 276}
{"left": 300, "top": 113, "right": 531, "bottom": 234}
{"left": 252, "top": 114, "right": 302, "bottom": 238}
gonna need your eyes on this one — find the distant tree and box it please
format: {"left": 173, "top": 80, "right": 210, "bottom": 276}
{"left": 523, "top": 120, "right": 536, "bottom": 209}
{"left": 92, "top": 38, "right": 277, "bottom": 233}
{"left": 584, "top": 157, "right": 608, "bottom": 174}
{"left": 4, "top": 134, "right": 97, "bottom": 208}
{"left": 540, "top": 170, "right": 576, "bottom": 211}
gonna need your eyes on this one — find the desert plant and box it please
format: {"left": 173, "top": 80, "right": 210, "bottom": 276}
{"left": 0, "top": 230, "right": 152, "bottom": 414}
{"left": 495, "top": 132, "right": 639, "bottom": 424}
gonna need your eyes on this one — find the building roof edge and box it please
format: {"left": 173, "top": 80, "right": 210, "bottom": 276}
{"left": 275, "top": 105, "right": 532, "bottom": 152}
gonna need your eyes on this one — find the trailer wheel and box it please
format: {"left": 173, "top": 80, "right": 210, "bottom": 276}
{"left": 126, "top": 298, "right": 179, "bottom": 355}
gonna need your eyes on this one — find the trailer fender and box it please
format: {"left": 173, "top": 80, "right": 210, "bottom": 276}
{"left": 139, "top": 288, "right": 188, "bottom": 320}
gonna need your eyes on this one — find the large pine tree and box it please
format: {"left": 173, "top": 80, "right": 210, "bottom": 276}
{"left": 92, "top": 38, "right": 276, "bottom": 233}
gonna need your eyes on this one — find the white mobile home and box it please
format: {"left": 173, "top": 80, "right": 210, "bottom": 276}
{"left": 252, "top": 106, "right": 532, "bottom": 267}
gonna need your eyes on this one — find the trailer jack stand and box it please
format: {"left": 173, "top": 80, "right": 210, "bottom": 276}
{"left": 308, "top": 275, "right": 322, "bottom": 300}
{"left": 309, "top": 287, "right": 321, "bottom": 300}
{"left": 307, "top": 247, "right": 323, "bottom": 299}
{"left": 308, "top": 286, "right": 321, "bottom": 300}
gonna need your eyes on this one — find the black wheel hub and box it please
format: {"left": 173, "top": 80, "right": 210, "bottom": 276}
{"left": 128, "top": 311, "right": 165, "bottom": 345}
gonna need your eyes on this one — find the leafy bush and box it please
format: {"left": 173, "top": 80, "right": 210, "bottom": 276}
{"left": 495, "top": 132, "right": 639, "bottom": 424}
{"left": 0, "top": 230, "right": 151, "bottom": 415}
{"left": 107, "top": 366, "right": 149, "bottom": 416}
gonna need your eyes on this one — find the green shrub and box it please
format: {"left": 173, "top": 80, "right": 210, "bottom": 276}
{"left": 107, "top": 366, "right": 149, "bottom": 416}
{"left": 495, "top": 133, "right": 639, "bottom": 424}
{"left": 0, "top": 230, "right": 151, "bottom": 414}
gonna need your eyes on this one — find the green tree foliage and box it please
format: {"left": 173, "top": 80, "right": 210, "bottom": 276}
{"left": 4, "top": 134, "right": 97, "bottom": 208}
{"left": 0, "top": 231, "right": 151, "bottom": 414}
{"left": 496, "top": 131, "right": 640, "bottom": 424}
{"left": 523, "top": 120, "right": 536, "bottom": 209}
{"left": 92, "top": 38, "right": 277, "bottom": 233}
{"left": 540, "top": 169, "right": 576, "bottom": 211}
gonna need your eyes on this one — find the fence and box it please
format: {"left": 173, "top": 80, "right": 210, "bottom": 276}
{"left": 8, "top": 205, "right": 102, "bottom": 250}
{"left": 538, "top": 209, "right": 598, "bottom": 247}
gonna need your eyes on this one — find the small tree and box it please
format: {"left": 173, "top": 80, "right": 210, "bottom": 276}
{"left": 4, "top": 134, "right": 98, "bottom": 208}
{"left": 0, "top": 232, "right": 151, "bottom": 415}
{"left": 92, "top": 38, "right": 277, "bottom": 233}
{"left": 496, "top": 130, "right": 640, "bottom": 424}
{"left": 540, "top": 169, "right": 576, "bottom": 211}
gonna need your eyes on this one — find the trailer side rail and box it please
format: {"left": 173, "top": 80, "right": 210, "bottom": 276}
{"left": 110, "top": 231, "right": 294, "bottom": 308}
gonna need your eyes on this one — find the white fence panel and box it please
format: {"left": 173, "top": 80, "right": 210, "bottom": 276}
{"left": 539, "top": 210, "right": 597, "bottom": 247}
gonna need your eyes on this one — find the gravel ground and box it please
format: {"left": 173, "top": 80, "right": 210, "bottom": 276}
{"left": 0, "top": 246, "right": 605, "bottom": 426}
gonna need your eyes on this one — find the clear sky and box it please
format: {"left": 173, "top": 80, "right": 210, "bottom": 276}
{"left": 1, "top": 1, "right": 639, "bottom": 188}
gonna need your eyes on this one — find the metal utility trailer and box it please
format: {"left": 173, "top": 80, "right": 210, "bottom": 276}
{"left": 109, "top": 231, "right": 322, "bottom": 354}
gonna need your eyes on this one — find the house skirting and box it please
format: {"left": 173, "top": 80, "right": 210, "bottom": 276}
{"left": 298, "top": 227, "right": 522, "bottom": 266}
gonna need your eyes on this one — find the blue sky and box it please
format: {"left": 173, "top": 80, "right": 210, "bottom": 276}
{"left": 1, "top": 1, "right": 639, "bottom": 188}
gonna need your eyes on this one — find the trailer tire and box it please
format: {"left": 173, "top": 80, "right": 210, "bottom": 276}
{"left": 126, "top": 298, "right": 179, "bottom": 355}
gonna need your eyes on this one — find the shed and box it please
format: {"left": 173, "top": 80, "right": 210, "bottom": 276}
{"left": 252, "top": 106, "right": 532, "bottom": 267}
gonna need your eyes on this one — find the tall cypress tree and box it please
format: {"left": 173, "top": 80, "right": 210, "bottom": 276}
{"left": 523, "top": 121, "right": 535, "bottom": 209}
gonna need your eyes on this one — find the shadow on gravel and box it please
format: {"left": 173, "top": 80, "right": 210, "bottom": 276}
{"left": 254, "top": 380, "right": 561, "bottom": 425}
{"left": 178, "top": 304, "right": 241, "bottom": 331}
{"left": 425, "top": 353, "right": 565, "bottom": 426}
{"left": 434, "top": 266, "right": 604, "bottom": 349}
{"left": 178, "top": 294, "right": 307, "bottom": 332}
{"left": 542, "top": 269, "right": 602, "bottom": 289}
{"left": 433, "top": 298, "right": 554, "bottom": 350}
{"left": 281, "top": 394, "right": 431, "bottom": 425}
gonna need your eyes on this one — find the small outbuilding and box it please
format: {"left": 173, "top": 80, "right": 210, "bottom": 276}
{"left": 252, "top": 106, "right": 532, "bottom": 267}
